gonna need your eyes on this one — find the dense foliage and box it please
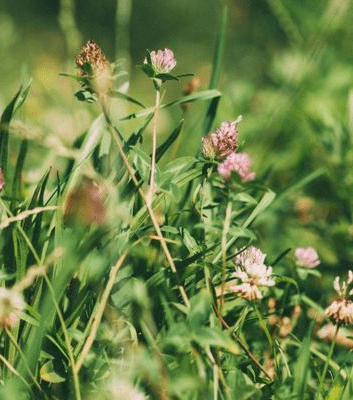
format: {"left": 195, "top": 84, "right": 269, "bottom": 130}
{"left": 1, "top": 1, "right": 353, "bottom": 399}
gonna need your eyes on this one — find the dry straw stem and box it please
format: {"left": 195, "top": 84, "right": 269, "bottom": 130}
{"left": 74, "top": 252, "right": 127, "bottom": 374}
{"left": 100, "top": 102, "right": 190, "bottom": 309}
{"left": 0, "top": 206, "right": 58, "bottom": 230}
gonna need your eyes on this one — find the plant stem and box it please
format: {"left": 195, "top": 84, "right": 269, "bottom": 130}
{"left": 101, "top": 103, "right": 190, "bottom": 309}
{"left": 317, "top": 324, "right": 339, "bottom": 399}
{"left": 146, "top": 87, "right": 161, "bottom": 206}
{"left": 253, "top": 303, "right": 278, "bottom": 373}
{"left": 213, "top": 304, "right": 272, "bottom": 381}
{"left": 219, "top": 200, "right": 232, "bottom": 317}
{"left": 74, "top": 252, "right": 127, "bottom": 374}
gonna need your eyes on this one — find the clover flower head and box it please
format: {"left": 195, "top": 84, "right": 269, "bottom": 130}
{"left": 235, "top": 246, "right": 266, "bottom": 268}
{"left": 324, "top": 271, "right": 353, "bottom": 326}
{"left": 145, "top": 48, "right": 176, "bottom": 74}
{"left": 229, "top": 246, "right": 275, "bottom": 300}
{"left": 325, "top": 299, "right": 353, "bottom": 326}
{"left": 295, "top": 247, "right": 320, "bottom": 268}
{"left": 0, "top": 288, "right": 25, "bottom": 329}
{"left": 202, "top": 120, "right": 239, "bottom": 161}
{"left": 218, "top": 152, "right": 256, "bottom": 181}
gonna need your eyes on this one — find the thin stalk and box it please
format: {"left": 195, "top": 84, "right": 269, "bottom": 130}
{"left": 74, "top": 252, "right": 127, "bottom": 374}
{"left": 219, "top": 200, "right": 232, "bottom": 317}
{"left": 253, "top": 303, "right": 278, "bottom": 373}
{"left": 146, "top": 87, "right": 161, "bottom": 206}
{"left": 316, "top": 324, "right": 339, "bottom": 399}
{"left": 213, "top": 305, "right": 272, "bottom": 381}
{"left": 100, "top": 103, "right": 190, "bottom": 309}
{"left": 0, "top": 353, "right": 31, "bottom": 390}
{"left": 42, "top": 274, "right": 81, "bottom": 400}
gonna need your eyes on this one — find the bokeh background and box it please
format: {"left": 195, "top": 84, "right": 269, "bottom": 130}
{"left": 1, "top": 0, "right": 353, "bottom": 283}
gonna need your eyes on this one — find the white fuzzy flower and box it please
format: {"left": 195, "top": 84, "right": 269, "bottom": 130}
{"left": 0, "top": 288, "right": 25, "bottom": 329}
{"left": 229, "top": 246, "right": 275, "bottom": 300}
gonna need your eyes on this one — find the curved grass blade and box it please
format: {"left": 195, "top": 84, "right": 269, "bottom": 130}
{"left": 155, "top": 119, "right": 184, "bottom": 163}
{"left": 120, "top": 89, "right": 221, "bottom": 121}
{"left": 109, "top": 90, "right": 146, "bottom": 108}
{"left": 202, "top": 5, "right": 228, "bottom": 136}
{"left": 0, "top": 81, "right": 32, "bottom": 180}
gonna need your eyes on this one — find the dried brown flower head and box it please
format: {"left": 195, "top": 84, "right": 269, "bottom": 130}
{"left": 75, "top": 40, "right": 109, "bottom": 76}
{"left": 75, "top": 40, "right": 111, "bottom": 96}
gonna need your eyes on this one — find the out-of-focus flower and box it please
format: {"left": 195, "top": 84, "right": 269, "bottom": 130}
{"left": 325, "top": 271, "right": 353, "bottom": 326}
{"left": 0, "top": 168, "right": 4, "bottom": 192}
{"left": 228, "top": 246, "right": 275, "bottom": 300}
{"left": 87, "top": 377, "right": 147, "bottom": 400}
{"left": 144, "top": 48, "right": 177, "bottom": 75}
{"left": 182, "top": 76, "right": 201, "bottom": 110}
{"left": 295, "top": 247, "right": 320, "bottom": 268}
{"left": 218, "top": 152, "right": 256, "bottom": 181}
{"left": 202, "top": 120, "right": 239, "bottom": 160}
{"left": 64, "top": 177, "right": 106, "bottom": 226}
{"left": 0, "top": 288, "right": 25, "bottom": 329}
{"left": 317, "top": 323, "right": 353, "bottom": 348}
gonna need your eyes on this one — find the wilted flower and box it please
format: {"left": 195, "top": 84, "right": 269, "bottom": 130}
{"left": 295, "top": 247, "right": 320, "bottom": 268}
{"left": 75, "top": 40, "right": 109, "bottom": 76}
{"left": 0, "top": 288, "right": 25, "bottom": 329}
{"left": 325, "top": 271, "right": 353, "bottom": 326}
{"left": 75, "top": 40, "right": 111, "bottom": 95}
{"left": 202, "top": 120, "right": 239, "bottom": 160}
{"left": 218, "top": 152, "right": 256, "bottom": 181}
{"left": 229, "top": 246, "right": 275, "bottom": 300}
{"left": 326, "top": 300, "right": 353, "bottom": 326}
{"left": 144, "top": 48, "right": 177, "bottom": 75}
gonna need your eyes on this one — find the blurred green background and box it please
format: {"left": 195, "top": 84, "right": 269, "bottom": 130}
{"left": 1, "top": 0, "right": 353, "bottom": 276}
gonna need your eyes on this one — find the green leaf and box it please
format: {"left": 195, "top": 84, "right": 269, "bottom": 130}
{"left": 202, "top": 5, "right": 227, "bottom": 136}
{"left": 0, "top": 81, "right": 31, "bottom": 179}
{"left": 40, "top": 361, "right": 66, "bottom": 383}
{"left": 109, "top": 90, "right": 145, "bottom": 108}
{"left": 242, "top": 189, "right": 276, "bottom": 228}
{"left": 191, "top": 327, "right": 239, "bottom": 354}
{"left": 120, "top": 89, "right": 221, "bottom": 121}
{"left": 188, "top": 290, "right": 212, "bottom": 328}
{"left": 155, "top": 119, "right": 184, "bottom": 163}
{"left": 292, "top": 321, "right": 313, "bottom": 398}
